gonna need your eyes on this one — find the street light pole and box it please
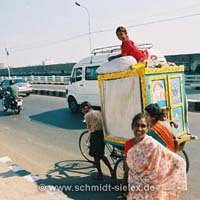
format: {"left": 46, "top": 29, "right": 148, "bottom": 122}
{"left": 5, "top": 48, "right": 11, "bottom": 78}
{"left": 75, "top": 2, "right": 92, "bottom": 54}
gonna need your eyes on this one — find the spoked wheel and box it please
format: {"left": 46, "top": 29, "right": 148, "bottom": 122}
{"left": 2, "top": 99, "right": 8, "bottom": 112}
{"left": 79, "top": 131, "right": 93, "bottom": 163}
{"left": 114, "top": 158, "right": 125, "bottom": 183}
{"left": 178, "top": 149, "right": 189, "bottom": 173}
{"left": 105, "top": 143, "right": 116, "bottom": 166}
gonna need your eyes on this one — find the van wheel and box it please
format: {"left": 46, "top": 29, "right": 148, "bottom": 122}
{"left": 68, "top": 97, "right": 79, "bottom": 113}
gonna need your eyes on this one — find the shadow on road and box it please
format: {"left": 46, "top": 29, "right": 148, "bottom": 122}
{"left": 37, "top": 160, "right": 118, "bottom": 200}
{"left": 0, "top": 167, "right": 37, "bottom": 179}
{"left": 0, "top": 170, "right": 17, "bottom": 178}
{"left": 0, "top": 111, "right": 16, "bottom": 117}
{"left": 29, "top": 108, "right": 86, "bottom": 130}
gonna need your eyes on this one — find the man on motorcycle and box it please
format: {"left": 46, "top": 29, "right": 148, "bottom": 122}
{"left": 5, "top": 80, "right": 18, "bottom": 105}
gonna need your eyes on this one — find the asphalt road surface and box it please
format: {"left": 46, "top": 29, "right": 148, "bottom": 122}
{"left": 0, "top": 95, "right": 199, "bottom": 199}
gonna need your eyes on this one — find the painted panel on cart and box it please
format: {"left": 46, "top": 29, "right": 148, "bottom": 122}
{"left": 168, "top": 74, "right": 186, "bottom": 136}
{"left": 169, "top": 77, "right": 182, "bottom": 105}
{"left": 146, "top": 75, "right": 168, "bottom": 107}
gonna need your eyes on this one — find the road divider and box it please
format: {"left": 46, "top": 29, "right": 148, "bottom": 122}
{"left": 187, "top": 99, "right": 200, "bottom": 112}
{"left": 31, "top": 82, "right": 66, "bottom": 85}
{"left": 32, "top": 89, "right": 66, "bottom": 98}
{"left": 32, "top": 89, "right": 200, "bottom": 112}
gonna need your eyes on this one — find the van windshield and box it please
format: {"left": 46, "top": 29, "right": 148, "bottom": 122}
{"left": 85, "top": 66, "right": 99, "bottom": 80}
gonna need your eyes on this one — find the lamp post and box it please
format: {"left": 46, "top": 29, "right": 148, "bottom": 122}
{"left": 5, "top": 48, "right": 11, "bottom": 78}
{"left": 75, "top": 1, "right": 92, "bottom": 54}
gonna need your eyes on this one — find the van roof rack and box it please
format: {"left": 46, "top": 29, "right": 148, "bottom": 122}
{"left": 136, "top": 43, "right": 153, "bottom": 49}
{"left": 91, "top": 45, "right": 120, "bottom": 55}
{"left": 91, "top": 43, "right": 153, "bottom": 55}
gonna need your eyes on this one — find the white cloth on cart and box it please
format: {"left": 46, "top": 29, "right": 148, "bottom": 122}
{"left": 96, "top": 56, "right": 137, "bottom": 74}
{"left": 101, "top": 75, "right": 142, "bottom": 139}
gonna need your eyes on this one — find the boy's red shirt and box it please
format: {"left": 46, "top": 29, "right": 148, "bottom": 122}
{"left": 121, "top": 38, "right": 148, "bottom": 62}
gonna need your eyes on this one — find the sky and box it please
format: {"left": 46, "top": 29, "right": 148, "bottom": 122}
{"left": 0, "top": 0, "right": 200, "bottom": 67}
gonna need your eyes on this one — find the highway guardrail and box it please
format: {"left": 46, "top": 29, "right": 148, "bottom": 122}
{"left": 1, "top": 75, "right": 200, "bottom": 88}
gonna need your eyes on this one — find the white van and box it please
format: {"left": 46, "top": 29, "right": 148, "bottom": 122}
{"left": 66, "top": 44, "right": 167, "bottom": 113}
{"left": 66, "top": 55, "right": 105, "bottom": 112}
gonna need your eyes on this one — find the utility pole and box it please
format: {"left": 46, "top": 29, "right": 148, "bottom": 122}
{"left": 75, "top": 2, "right": 92, "bottom": 54}
{"left": 5, "top": 48, "right": 11, "bottom": 78}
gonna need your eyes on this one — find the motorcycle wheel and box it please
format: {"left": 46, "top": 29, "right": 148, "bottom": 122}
{"left": 2, "top": 99, "right": 8, "bottom": 112}
{"left": 14, "top": 106, "right": 21, "bottom": 114}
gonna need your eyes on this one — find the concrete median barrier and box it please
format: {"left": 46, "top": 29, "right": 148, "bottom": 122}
{"left": 188, "top": 99, "right": 200, "bottom": 112}
{"left": 32, "top": 89, "right": 66, "bottom": 98}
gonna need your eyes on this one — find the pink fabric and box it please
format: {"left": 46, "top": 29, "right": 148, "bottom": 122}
{"left": 126, "top": 135, "right": 187, "bottom": 200}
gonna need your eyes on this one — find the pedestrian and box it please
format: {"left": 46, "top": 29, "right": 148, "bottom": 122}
{"left": 108, "top": 26, "right": 149, "bottom": 62}
{"left": 80, "top": 101, "right": 115, "bottom": 180}
{"left": 145, "top": 103, "right": 177, "bottom": 152}
{"left": 121, "top": 113, "right": 187, "bottom": 200}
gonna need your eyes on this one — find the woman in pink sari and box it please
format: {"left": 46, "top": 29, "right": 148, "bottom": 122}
{"left": 124, "top": 113, "right": 187, "bottom": 200}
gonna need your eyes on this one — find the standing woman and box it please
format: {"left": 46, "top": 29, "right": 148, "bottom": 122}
{"left": 123, "top": 113, "right": 187, "bottom": 199}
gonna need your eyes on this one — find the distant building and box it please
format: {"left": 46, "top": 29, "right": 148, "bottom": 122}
{"left": 0, "top": 63, "right": 75, "bottom": 77}
{"left": 165, "top": 53, "right": 200, "bottom": 74}
{"left": 0, "top": 53, "right": 200, "bottom": 77}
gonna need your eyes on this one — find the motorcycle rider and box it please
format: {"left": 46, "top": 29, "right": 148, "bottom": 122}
{"left": 5, "top": 80, "right": 18, "bottom": 106}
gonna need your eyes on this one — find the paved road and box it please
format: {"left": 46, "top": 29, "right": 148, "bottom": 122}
{"left": 0, "top": 95, "right": 117, "bottom": 199}
{"left": 0, "top": 95, "right": 199, "bottom": 199}
{"left": 0, "top": 95, "right": 85, "bottom": 175}
{"left": 33, "top": 84, "right": 200, "bottom": 100}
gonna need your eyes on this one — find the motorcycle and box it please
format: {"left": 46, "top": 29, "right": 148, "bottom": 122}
{"left": 2, "top": 92, "right": 23, "bottom": 114}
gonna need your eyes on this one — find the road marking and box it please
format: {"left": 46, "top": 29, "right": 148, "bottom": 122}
{"left": 23, "top": 174, "right": 40, "bottom": 182}
{"left": 0, "top": 156, "right": 12, "bottom": 163}
{"left": 0, "top": 155, "right": 72, "bottom": 199}
{"left": 9, "top": 164, "right": 24, "bottom": 172}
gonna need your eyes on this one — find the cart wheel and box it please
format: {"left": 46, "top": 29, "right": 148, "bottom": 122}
{"left": 105, "top": 143, "right": 116, "bottom": 165}
{"left": 114, "top": 158, "right": 125, "bottom": 183}
{"left": 79, "top": 131, "right": 93, "bottom": 163}
{"left": 178, "top": 149, "right": 189, "bottom": 173}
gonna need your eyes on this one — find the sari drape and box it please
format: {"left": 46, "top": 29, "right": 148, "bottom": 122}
{"left": 151, "top": 121, "right": 175, "bottom": 152}
{"left": 126, "top": 135, "right": 187, "bottom": 200}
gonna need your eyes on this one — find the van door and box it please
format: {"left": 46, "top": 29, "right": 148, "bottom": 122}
{"left": 83, "top": 65, "right": 100, "bottom": 106}
{"left": 69, "top": 67, "right": 85, "bottom": 103}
